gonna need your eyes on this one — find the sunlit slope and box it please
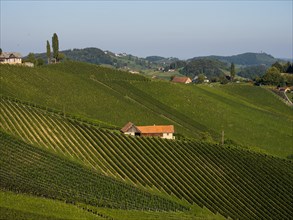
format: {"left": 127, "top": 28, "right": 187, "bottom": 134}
{"left": 0, "top": 190, "right": 103, "bottom": 220}
{"left": 1, "top": 97, "right": 292, "bottom": 219}
{"left": 0, "top": 131, "right": 185, "bottom": 211}
{"left": 0, "top": 62, "right": 205, "bottom": 138}
{"left": 131, "top": 82, "right": 293, "bottom": 157}
{"left": 1, "top": 62, "right": 292, "bottom": 157}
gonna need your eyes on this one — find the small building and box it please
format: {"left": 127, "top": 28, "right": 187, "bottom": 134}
{"left": 278, "top": 87, "right": 291, "bottom": 92}
{"left": 23, "top": 62, "right": 34, "bottom": 67}
{"left": 121, "top": 122, "right": 175, "bottom": 139}
{"left": 0, "top": 52, "right": 22, "bottom": 65}
{"left": 171, "top": 76, "right": 192, "bottom": 84}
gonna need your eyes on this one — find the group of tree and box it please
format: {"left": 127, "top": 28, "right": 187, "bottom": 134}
{"left": 22, "top": 53, "right": 44, "bottom": 66}
{"left": 46, "top": 33, "right": 65, "bottom": 64}
{"left": 22, "top": 33, "right": 65, "bottom": 66}
{"left": 255, "top": 61, "right": 293, "bottom": 86}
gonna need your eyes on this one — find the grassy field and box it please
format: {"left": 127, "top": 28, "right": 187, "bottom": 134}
{"left": 0, "top": 190, "right": 224, "bottom": 220}
{"left": 0, "top": 61, "right": 292, "bottom": 159}
{"left": 130, "top": 82, "right": 293, "bottom": 157}
{"left": 0, "top": 190, "right": 104, "bottom": 220}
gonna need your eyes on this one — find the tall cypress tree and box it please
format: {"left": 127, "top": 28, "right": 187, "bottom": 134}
{"left": 230, "top": 63, "right": 236, "bottom": 81}
{"left": 46, "top": 40, "right": 51, "bottom": 64}
{"left": 52, "top": 33, "right": 59, "bottom": 62}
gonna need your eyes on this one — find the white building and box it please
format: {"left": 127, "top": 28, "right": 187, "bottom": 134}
{"left": 121, "top": 122, "right": 175, "bottom": 140}
{"left": 0, "top": 52, "right": 22, "bottom": 65}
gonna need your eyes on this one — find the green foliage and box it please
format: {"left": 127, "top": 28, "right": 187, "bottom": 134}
{"left": 46, "top": 40, "right": 51, "bottom": 64}
{"left": 24, "top": 52, "right": 37, "bottom": 64}
{"left": 0, "top": 191, "right": 102, "bottom": 220}
{"left": 204, "top": 52, "right": 278, "bottom": 66}
{"left": 219, "top": 74, "right": 229, "bottom": 84}
{"left": 169, "top": 60, "right": 186, "bottom": 69}
{"left": 0, "top": 48, "right": 2, "bottom": 55}
{"left": 181, "top": 58, "right": 228, "bottom": 78}
{"left": 63, "top": 48, "right": 113, "bottom": 65}
{"left": 145, "top": 56, "right": 166, "bottom": 62}
{"left": 284, "top": 74, "right": 293, "bottom": 86}
{"left": 286, "top": 63, "right": 293, "bottom": 73}
{"left": 195, "top": 74, "right": 205, "bottom": 84}
{"left": 52, "top": 33, "right": 59, "bottom": 60}
{"left": 57, "top": 52, "right": 65, "bottom": 61}
{"left": 37, "top": 58, "right": 44, "bottom": 66}
{"left": 272, "top": 61, "right": 284, "bottom": 72}
{"left": 261, "top": 67, "right": 284, "bottom": 86}
{"left": 237, "top": 65, "right": 267, "bottom": 79}
{"left": 230, "top": 63, "right": 235, "bottom": 80}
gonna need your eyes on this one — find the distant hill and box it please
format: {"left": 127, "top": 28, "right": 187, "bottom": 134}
{"left": 180, "top": 58, "right": 229, "bottom": 78}
{"left": 34, "top": 47, "right": 113, "bottom": 65}
{"left": 194, "top": 52, "right": 279, "bottom": 66}
{"left": 33, "top": 48, "right": 178, "bottom": 71}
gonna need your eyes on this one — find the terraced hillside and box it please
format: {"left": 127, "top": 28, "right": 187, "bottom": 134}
{"left": 1, "top": 62, "right": 292, "bottom": 158}
{"left": 1, "top": 97, "right": 292, "bottom": 219}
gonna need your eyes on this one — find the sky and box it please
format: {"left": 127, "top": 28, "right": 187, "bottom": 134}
{"left": 1, "top": 0, "right": 292, "bottom": 59}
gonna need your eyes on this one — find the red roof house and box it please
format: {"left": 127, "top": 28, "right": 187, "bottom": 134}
{"left": 171, "top": 76, "right": 192, "bottom": 84}
{"left": 121, "top": 122, "right": 175, "bottom": 139}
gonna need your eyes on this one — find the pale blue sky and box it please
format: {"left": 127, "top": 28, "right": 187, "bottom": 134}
{"left": 1, "top": 0, "right": 292, "bottom": 59}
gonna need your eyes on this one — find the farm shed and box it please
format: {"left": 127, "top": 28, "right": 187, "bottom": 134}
{"left": 121, "top": 122, "right": 175, "bottom": 139}
{"left": 171, "top": 76, "right": 192, "bottom": 84}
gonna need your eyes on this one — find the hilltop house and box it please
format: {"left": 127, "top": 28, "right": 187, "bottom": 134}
{"left": 0, "top": 52, "right": 22, "bottom": 65}
{"left": 171, "top": 76, "right": 192, "bottom": 84}
{"left": 121, "top": 122, "right": 175, "bottom": 139}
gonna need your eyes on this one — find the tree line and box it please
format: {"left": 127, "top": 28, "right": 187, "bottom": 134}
{"left": 255, "top": 61, "right": 293, "bottom": 86}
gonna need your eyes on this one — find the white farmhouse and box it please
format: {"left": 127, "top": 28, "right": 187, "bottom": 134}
{"left": 121, "top": 122, "right": 175, "bottom": 140}
{"left": 0, "top": 52, "right": 22, "bottom": 65}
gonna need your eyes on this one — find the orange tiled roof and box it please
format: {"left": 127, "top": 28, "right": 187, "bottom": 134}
{"left": 121, "top": 122, "right": 135, "bottom": 132}
{"left": 136, "top": 125, "right": 174, "bottom": 134}
{"left": 172, "top": 76, "right": 191, "bottom": 83}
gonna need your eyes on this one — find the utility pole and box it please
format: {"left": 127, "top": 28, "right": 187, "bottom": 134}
{"left": 221, "top": 130, "right": 225, "bottom": 145}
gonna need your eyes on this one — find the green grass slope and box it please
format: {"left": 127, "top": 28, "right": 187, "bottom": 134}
{"left": 0, "top": 62, "right": 292, "bottom": 158}
{"left": 0, "top": 190, "right": 103, "bottom": 220}
{"left": 132, "top": 82, "right": 293, "bottom": 157}
{"left": 1, "top": 97, "right": 292, "bottom": 219}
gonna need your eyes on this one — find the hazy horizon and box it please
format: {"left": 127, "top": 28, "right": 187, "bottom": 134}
{"left": 1, "top": 1, "right": 292, "bottom": 59}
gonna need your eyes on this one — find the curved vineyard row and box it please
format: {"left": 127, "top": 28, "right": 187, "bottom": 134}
{"left": 0, "top": 131, "right": 186, "bottom": 211}
{"left": 1, "top": 97, "right": 292, "bottom": 219}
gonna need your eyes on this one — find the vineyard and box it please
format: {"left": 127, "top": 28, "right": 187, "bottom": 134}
{"left": 1, "top": 62, "right": 292, "bottom": 158}
{"left": 0, "top": 131, "right": 185, "bottom": 211}
{"left": 1, "top": 96, "right": 292, "bottom": 219}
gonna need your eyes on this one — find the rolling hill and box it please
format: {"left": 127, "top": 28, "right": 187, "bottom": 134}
{"left": 193, "top": 52, "right": 279, "bottom": 66}
{"left": 0, "top": 61, "right": 292, "bottom": 158}
{"left": 1, "top": 97, "right": 292, "bottom": 219}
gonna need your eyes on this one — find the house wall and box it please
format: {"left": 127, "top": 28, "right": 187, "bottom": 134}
{"left": 163, "top": 133, "right": 175, "bottom": 139}
{"left": 124, "top": 131, "right": 135, "bottom": 136}
{"left": 185, "top": 79, "right": 192, "bottom": 84}
{"left": 141, "top": 133, "right": 174, "bottom": 139}
{"left": 1, "top": 58, "right": 22, "bottom": 64}
{"left": 141, "top": 133, "right": 162, "bottom": 137}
